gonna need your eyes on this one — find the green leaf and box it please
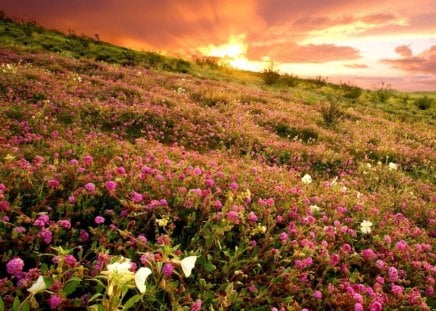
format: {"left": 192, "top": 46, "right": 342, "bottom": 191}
{"left": 12, "top": 296, "right": 19, "bottom": 311}
{"left": 21, "top": 301, "right": 30, "bottom": 311}
{"left": 63, "top": 279, "right": 80, "bottom": 296}
{"left": 88, "top": 293, "right": 103, "bottom": 303}
{"left": 0, "top": 297, "right": 4, "bottom": 311}
{"left": 123, "top": 295, "right": 141, "bottom": 310}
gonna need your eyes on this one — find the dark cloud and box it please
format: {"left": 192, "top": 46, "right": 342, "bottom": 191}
{"left": 382, "top": 45, "right": 436, "bottom": 75}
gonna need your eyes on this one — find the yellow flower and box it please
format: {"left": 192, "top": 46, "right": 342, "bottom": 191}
{"left": 4, "top": 154, "right": 15, "bottom": 161}
{"left": 360, "top": 220, "right": 373, "bottom": 234}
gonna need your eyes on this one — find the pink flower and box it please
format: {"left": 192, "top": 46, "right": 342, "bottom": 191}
{"left": 355, "top": 303, "right": 364, "bottom": 311}
{"left": 94, "top": 216, "right": 105, "bottom": 225}
{"left": 391, "top": 284, "right": 404, "bottom": 296}
{"left": 226, "top": 211, "right": 239, "bottom": 224}
{"left": 49, "top": 294, "right": 63, "bottom": 310}
{"left": 395, "top": 240, "right": 407, "bottom": 251}
{"left": 82, "top": 155, "right": 93, "bottom": 164}
{"left": 48, "top": 179, "right": 60, "bottom": 189}
{"left": 58, "top": 220, "right": 71, "bottom": 229}
{"left": 229, "top": 182, "right": 239, "bottom": 190}
{"left": 38, "top": 228, "right": 53, "bottom": 244}
{"left": 131, "top": 191, "right": 143, "bottom": 203}
{"left": 313, "top": 290, "right": 322, "bottom": 299}
{"left": 361, "top": 248, "right": 377, "bottom": 260}
{"left": 80, "top": 229, "right": 89, "bottom": 242}
{"left": 84, "top": 183, "right": 96, "bottom": 193}
{"left": 162, "top": 263, "right": 174, "bottom": 278}
{"left": 105, "top": 181, "right": 117, "bottom": 192}
{"left": 191, "top": 299, "right": 202, "bottom": 311}
{"left": 248, "top": 211, "right": 258, "bottom": 222}
{"left": 6, "top": 257, "right": 24, "bottom": 275}
{"left": 388, "top": 267, "right": 399, "bottom": 282}
{"left": 369, "top": 301, "right": 382, "bottom": 311}
{"left": 34, "top": 214, "right": 50, "bottom": 227}
{"left": 64, "top": 255, "right": 77, "bottom": 268}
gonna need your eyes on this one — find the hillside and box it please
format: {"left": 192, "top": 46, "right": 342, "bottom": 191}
{"left": 0, "top": 17, "right": 435, "bottom": 310}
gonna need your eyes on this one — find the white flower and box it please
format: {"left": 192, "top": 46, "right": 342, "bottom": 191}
{"left": 102, "top": 258, "right": 134, "bottom": 283}
{"left": 310, "top": 205, "right": 321, "bottom": 214}
{"left": 388, "top": 162, "right": 398, "bottom": 170}
{"left": 28, "top": 276, "right": 47, "bottom": 295}
{"left": 360, "top": 220, "right": 373, "bottom": 234}
{"left": 180, "top": 256, "right": 197, "bottom": 278}
{"left": 135, "top": 267, "right": 152, "bottom": 293}
{"left": 301, "top": 174, "right": 312, "bottom": 185}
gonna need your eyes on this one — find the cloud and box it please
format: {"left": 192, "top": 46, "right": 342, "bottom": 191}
{"left": 344, "top": 63, "right": 369, "bottom": 69}
{"left": 382, "top": 45, "right": 436, "bottom": 75}
{"left": 395, "top": 45, "right": 413, "bottom": 57}
{"left": 247, "top": 42, "right": 360, "bottom": 63}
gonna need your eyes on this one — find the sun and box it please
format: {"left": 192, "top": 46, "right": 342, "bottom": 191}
{"left": 197, "top": 35, "right": 262, "bottom": 72}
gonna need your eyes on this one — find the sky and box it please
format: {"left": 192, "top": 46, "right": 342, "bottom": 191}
{"left": 2, "top": 0, "right": 436, "bottom": 91}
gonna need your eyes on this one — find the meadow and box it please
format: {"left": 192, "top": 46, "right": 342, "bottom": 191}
{"left": 0, "top": 16, "right": 435, "bottom": 310}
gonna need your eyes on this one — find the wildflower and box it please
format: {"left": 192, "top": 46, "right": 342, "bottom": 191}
{"left": 388, "top": 162, "right": 398, "bottom": 170}
{"left": 355, "top": 303, "right": 364, "bottom": 311}
{"left": 48, "top": 179, "right": 60, "bottom": 189}
{"left": 64, "top": 255, "right": 77, "bottom": 268}
{"left": 84, "top": 183, "right": 96, "bottom": 193}
{"left": 94, "top": 216, "right": 105, "bottom": 225}
{"left": 134, "top": 267, "right": 152, "bottom": 293}
{"left": 28, "top": 276, "right": 47, "bottom": 295}
{"left": 49, "top": 294, "right": 63, "bottom": 310}
{"left": 6, "top": 257, "right": 24, "bottom": 275}
{"left": 248, "top": 211, "right": 258, "bottom": 222}
{"left": 310, "top": 205, "right": 321, "bottom": 214}
{"left": 301, "top": 174, "right": 312, "bottom": 185}
{"left": 105, "top": 181, "right": 117, "bottom": 192}
{"left": 391, "top": 284, "right": 404, "bottom": 296}
{"left": 388, "top": 267, "right": 399, "bottom": 282}
{"left": 162, "top": 263, "right": 174, "bottom": 278}
{"left": 58, "top": 219, "right": 71, "bottom": 229}
{"left": 101, "top": 258, "right": 135, "bottom": 295}
{"left": 369, "top": 301, "right": 382, "bottom": 311}
{"left": 180, "top": 256, "right": 197, "bottom": 278}
{"left": 361, "top": 248, "right": 377, "bottom": 260}
{"left": 191, "top": 299, "right": 202, "bottom": 311}
{"left": 360, "top": 220, "right": 373, "bottom": 234}
{"left": 131, "top": 191, "right": 143, "bottom": 203}
{"left": 4, "top": 154, "right": 15, "bottom": 161}
{"left": 156, "top": 217, "right": 168, "bottom": 227}
{"left": 396, "top": 240, "right": 407, "bottom": 251}
{"left": 229, "top": 182, "right": 239, "bottom": 190}
{"left": 38, "top": 228, "right": 53, "bottom": 244}
{"left": 313, "top": 290, "right": 323, "bottom": 299}
{"left": 226, "top": 211, "right": 239, "bottom": 224}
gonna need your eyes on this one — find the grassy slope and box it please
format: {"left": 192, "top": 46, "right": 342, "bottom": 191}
{"left": 0, "top": 17, "right": 435, "bottom": 310}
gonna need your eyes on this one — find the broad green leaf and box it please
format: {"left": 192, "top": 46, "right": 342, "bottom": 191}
{"left": 12, "top": 296, "right": 19, "bottom": 311}
{"left": 0, "top": 297, "right": 4, "bottom": 311}
{"left": 123, "top": 295, "right": 141, "bottom": 310}
{"left": 63, "top": 279, "right": 80, "bottom": 296}
{"left": 21, "top": 301, "right": 30, "bottom": 311}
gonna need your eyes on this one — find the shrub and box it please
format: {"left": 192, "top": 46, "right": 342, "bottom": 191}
{"left": 340, "top": 82, "right": 362, "bottom": 100}
{"left": 321, "top": 97, "right": 344, "bottom": 127}
{"left": 414, "top": 96, "right": 433, "bottom": 110}
{"left": 370, "top": 81, "right": 393, "bottom": 103}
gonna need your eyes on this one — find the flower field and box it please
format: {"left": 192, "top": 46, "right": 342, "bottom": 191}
{"left": 0, "top": 20, "right": 435, "bottom": 311}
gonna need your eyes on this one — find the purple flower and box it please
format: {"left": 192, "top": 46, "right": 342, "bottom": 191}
{"left": 388, "top": 267, "right": 399, "bottom": 282}
{"left": 248, "top": 212, "right": 258, "bottom": 222}
{"left": 395, "top": 240, "right": 407, "bottom": 251}
{"left": 6, "top": 257, "right": 24, "bottom": 275}
{"left": 355, "top": 303, "right": 364, "bottom": 311}
{"left": 58, "top": 220, "right": 71, "bottom": 230}
{"left": 131, "top": 191, "right": 143, "bottom": 203}
{"left": 34, "top": 214, "right": 50, "bottom": 227}
{"left": 84, "top": 183, "right": 96, "bottom": 193}
{"left": 94, "top": 216, "right": 105, "bottom": 225}
{"left": 48, "top": 179, "right": 60, "bottom": 189}
{"left": 105, "top": 181, "right": 117, "bottom": 192}
{"left": 65, "top": 255, "right": 77, "bottom": 268}
{"left": 162, "top": 263, "right": 174, "bottom": 278}
{"left": 38, "top": 228, "right": 53, "bottom": 244}
{"left": 191, "top": 299, "right": 202, "bottom": 311}
{"left": 391, "top": 284, "right": 404, "bottom": 296}
{"left": 313, "top": 290, "right": 322, "bottom": 299}
{"left": 49, "top": 294, "right": 63, "bottom": 310}
{"left": 226, "top": 211, "right": 239, "bottom": 224}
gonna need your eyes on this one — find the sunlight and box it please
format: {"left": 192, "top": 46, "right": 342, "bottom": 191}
{"left": 197, "top": 34, "right": 262, "bottom": 72}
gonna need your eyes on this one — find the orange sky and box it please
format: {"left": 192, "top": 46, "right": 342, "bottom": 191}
{"left": 2, "top": 0, "right": 435, "bottom": 91}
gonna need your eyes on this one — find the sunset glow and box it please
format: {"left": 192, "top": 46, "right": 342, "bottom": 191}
{"left": 1, "top": 0, "right": 435, "bottom": 90}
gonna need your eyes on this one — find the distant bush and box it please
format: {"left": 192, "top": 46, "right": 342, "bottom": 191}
{"left": 309, "top": 75, "right": 328, "bottom": 87}
{"left": 274, "top": 123, "right": 319, "bottom": 143}
{"left": 261, "top": 68, "right": 281, "bottom": 85}
{"left": 370, "top": 81, "right": 393, "bottom": 103}
{"left": 193, "top": 55, "right": 220, "bottom": 68}
{"left": 321, "top": 97, "right": 344, "bottom": 127}
{"left": 281, "top": 73, "right": 299, "bottom": 87}
{"left": 414, "top": 96, "right": 433, "bottom": 110}
{"left": 340, "top": 82, "right": 362, "bottom": 100}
